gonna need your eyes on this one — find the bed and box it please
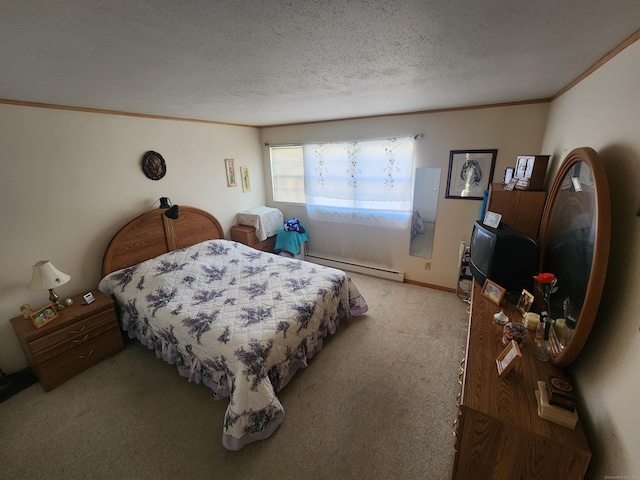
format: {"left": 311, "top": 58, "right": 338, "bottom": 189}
{"left": 98, "top": 206, "right": 368, "bottom": 450}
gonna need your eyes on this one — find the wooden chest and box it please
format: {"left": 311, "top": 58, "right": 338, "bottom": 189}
{"left": 230, "top": 224, "right": 276, "bottom": 252}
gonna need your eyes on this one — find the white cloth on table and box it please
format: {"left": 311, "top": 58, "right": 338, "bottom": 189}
{"left": 235, "top": 206, "right": 283, "bottom": 241}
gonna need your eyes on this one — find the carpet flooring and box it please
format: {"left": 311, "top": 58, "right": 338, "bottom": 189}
{"left": 0, "top": 272, "right": 468, "bottom": 480}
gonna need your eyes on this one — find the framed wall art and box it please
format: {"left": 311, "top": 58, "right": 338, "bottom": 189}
{"left": 225, "top": 158, "right": 237, "bottom": 187}
{"left": 445, "top": 149, "right": 497, "bottom": 199}
{"left": 240, "top": 166, "right": 251, "bottom": 192}
{"left": 141, "top": 151, "right": 166, "bottom": 181}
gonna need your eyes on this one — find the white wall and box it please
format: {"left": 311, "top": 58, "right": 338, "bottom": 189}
{"left": 0, "top": 104, "right": 265, "bottom": 372}
{"left": 541, "top": 40, "right": 640, "bottom": 478}
{"left": 261, "top": 103, "right": 549, "bottom": 288}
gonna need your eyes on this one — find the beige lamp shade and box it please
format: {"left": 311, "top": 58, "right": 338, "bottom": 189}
{"left": 27, "top": 260, "right": 70, "bottom": 291}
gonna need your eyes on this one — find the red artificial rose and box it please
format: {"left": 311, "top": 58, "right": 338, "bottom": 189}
{"left": 534, "top": 273, "right": 556, "bottom": 285}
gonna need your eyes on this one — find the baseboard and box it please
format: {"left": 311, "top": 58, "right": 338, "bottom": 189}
{"left": 305, "top": 253, "right": 404, "bottom": 282}
{"left": 403, "top": 278, "right": 456, "bottom": 293}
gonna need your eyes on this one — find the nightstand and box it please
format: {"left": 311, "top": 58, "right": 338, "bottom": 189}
{"left": 230, "top": 224, "right": 276, "bottom": 252}
{"left": 10, "top": 290, "right": 124, "bottom": 391}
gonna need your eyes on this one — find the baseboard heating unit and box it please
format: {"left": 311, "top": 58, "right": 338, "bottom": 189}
{"left": 305, "top": 254, "right": 405, "bottom": 282}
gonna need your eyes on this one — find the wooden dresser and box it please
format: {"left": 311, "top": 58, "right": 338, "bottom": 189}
{"left": 487, "top": 183, "right": 547, "bottom": 239}
{"left": 10, "top": 290, "right": 124, "bottom": 391}
{"left": 230, "top": 224, "right": 276, "bottom": 252}
{"left": 452, "top": 282, "right": 591, "bottom": 479}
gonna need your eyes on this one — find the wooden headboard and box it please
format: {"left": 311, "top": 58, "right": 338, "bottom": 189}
{"left": 102, "top": 206, "right": 225, "bottom": 276}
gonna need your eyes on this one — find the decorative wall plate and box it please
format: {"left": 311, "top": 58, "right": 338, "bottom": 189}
{"left": 142, "top": 151, "right": 166, "bottom": 180}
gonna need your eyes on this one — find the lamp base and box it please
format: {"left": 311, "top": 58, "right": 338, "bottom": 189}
{"left": 52, "top": 301, "right": 66, "bottom": 312}
{"left": 49, "top": 288, "right": 66, "bottom": 311}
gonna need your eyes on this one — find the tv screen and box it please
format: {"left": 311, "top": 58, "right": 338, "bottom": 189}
{"left": 469, "top": 220, "right": 538, "bottom": 295}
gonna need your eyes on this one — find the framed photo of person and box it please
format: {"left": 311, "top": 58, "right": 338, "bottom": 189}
{"left": 516, "top": 289, "right": 535, "bottom": 316}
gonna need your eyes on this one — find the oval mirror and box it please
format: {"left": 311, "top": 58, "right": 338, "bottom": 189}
{"left": 538, "top": 147, "right": 611, "bottom": 367}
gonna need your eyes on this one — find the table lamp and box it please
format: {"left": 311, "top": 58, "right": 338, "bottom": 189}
{"left": 27, "top": 260, "right": 70, "bottom": 311}
{"left": 159, "top": 196, "right": 179, "bottom": 219}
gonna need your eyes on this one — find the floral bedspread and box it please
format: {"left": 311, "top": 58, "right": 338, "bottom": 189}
{"left": 98, "top": 239, "right": 368, "bottom": 450}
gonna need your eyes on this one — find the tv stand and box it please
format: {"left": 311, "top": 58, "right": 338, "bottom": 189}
{"left": 452, "top": 281, "right": 591, "bottom": 479}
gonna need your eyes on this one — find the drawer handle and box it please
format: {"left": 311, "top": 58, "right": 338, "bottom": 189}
{"left": 72, "top": 334, "right": 90, "bottom": 344}
{"left": 77, "top": 349, "right": 94, "bottom": 359}
{"left": 70, "top": 325, "right": 87, "bottom": 334}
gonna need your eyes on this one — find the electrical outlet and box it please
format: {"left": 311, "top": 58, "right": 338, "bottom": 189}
{"left": 424, "top": 260, "right": 432, "bottom": 270}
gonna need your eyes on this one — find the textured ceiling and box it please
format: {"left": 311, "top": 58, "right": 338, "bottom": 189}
{"left": 1, "top": 1, "right": 639, "bottom": 126}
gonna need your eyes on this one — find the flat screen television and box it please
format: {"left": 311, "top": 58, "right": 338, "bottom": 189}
{"left": 469, "top": 220, "right": 539, "bottom": 295}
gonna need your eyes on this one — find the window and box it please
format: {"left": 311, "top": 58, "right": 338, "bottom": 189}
{"left": 270, "top": 136, "right": 415, "bottom": 227}
{"left": 270, "top": 145, "right": 305, "bottom": 204}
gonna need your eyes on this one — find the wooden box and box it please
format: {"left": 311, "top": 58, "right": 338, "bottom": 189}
{"left": 230, "top": 224, "right": 259, "bottom": 245}
{"left": 230, "top": 224, "right": 276, "bottom": 253}
{"left": 514, "top": 155, "right": 549, "bottom": 191}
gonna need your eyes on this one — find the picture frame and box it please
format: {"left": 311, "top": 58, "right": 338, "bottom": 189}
{"left": 515, "top": 155, "right": 530, "bottom": 179}
{"left": 30, "top": 303, "right": 58, "bottom": 329}
{"left": 503, "top": 167, "right": 514, "bottom": 185}
{"left": 504, "top": 177, "right": 518, "bottom": 191}
{"left": 516, "top": 289, "right": 535, "bottom": 316}
{"left": 240, "top": 166, "right": 251, "bottom": 192}
{"left": 483, "top": 211, "right": 502, "bottom": 229}
{"left": 225, "top": 158, "right": 237, "bottom": 187}
{"left": 496, "top": 340, "right": 522, "bottom": 378}
{"left": 514, "top": 155, "right": 550, "bottom": 191}
{"left": 445, "top": 149, "right": 497, "bottom": 200}
{"left": 481, "top": 278, "right": 506, "bottom": 306}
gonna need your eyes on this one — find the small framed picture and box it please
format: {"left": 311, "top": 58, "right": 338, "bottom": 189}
{"left": 496, "top": 340, "right": 522, "bottom": 378}
{"left": 504, "top": 178, "right": 518, "bottom": 191}
{"left": 516, "top": 289, "right": 535, "bottom": 316}
{"left": 515, "top": 156, "right": 531, "bottom": 179}
{"left": 483, "top": 211, "right": 502, "bottom": 228}
{"left": 503, "top": 167, "right": 514, "bottom": 184}
{"left": 481, "top": 278, "right": 506, "bottom": 306}
{"left": 30, "top": 303, "right": 58, "bottom": 329}
{"left": 240, "top": 166, "right": 251, "bottom": 192}
{"left": 225, "top": 158, "right": 237, "bottom": 187}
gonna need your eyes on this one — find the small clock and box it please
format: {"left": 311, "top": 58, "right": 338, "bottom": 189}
{"left": 141, "top": 151, "right": 166, "bottom": 180}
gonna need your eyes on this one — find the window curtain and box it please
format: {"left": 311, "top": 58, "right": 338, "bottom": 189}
{"left": 303, "top": 136, "right": 415, "bottom": 228}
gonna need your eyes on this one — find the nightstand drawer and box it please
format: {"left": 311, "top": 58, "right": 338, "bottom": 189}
{"left": 37, "top": 326, "right": 124, "bottom": 391}
{"left": 30, "top": 309, "right": 117, "bottom": 364}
